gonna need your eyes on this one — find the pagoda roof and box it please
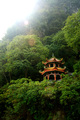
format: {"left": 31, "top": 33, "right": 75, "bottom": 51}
{"left": 40, "top": 66, "right": 66, "bottom": 75}
{"left": 42, "top": 57, "right": 63, "bottom": 65}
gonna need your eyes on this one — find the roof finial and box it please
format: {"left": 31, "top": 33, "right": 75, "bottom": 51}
{"left": 52, "top": 53, "right": 54, "bottom": 57}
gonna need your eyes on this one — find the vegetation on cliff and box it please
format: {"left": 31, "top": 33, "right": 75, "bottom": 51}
{"left": 0, "top": 0, "right": 80, "bottom": 119}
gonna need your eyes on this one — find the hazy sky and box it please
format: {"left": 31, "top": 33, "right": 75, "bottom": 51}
{"left": 0, "top": 0, "right": 38, "bottom": 40}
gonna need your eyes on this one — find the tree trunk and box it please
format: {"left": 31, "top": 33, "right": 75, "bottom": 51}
{"left": 9, "top": 72, "right": 11, "bottom": 81}
{"left": 25, "top": 69, "right": 28, "bottom": 78}
{"left": 3, "top": 72, "right": 8, "bottom": 83}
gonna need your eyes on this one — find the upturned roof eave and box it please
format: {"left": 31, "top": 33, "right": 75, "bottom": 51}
{"left": 42, "top": 58, "right": 63, "bottom": 65}
{"left": 40, "top": 69, "right": 65, "bottom": 75}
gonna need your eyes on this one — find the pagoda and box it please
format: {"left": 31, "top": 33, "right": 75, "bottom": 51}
{"left": 39, "top": 57, "right": 66, "bottom": 81}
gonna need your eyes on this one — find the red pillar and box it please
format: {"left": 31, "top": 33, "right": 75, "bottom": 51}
{"left": 60, "top": 75, "right": 62, "bottom": 79}
{"left": 58, "top": 64, "right": 60, "bottom": 67}
{"left": 53, "top": 63, "right": 56, "bottom": 67}
{"left": 54, "top": 72, "right": 56, "bottom": 80}
{"left": 47, "top": 74, "right": 49, "bottom": 80}
{"left": 49, "top": 64, "right": 50, "bottom": 67}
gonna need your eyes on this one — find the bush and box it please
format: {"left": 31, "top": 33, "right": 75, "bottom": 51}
{"left": 0, "top": 74, "right": 80, "bottom": 120}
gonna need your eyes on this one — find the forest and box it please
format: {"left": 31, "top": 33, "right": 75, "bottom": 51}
{"left": 0, "top": 0, "right": 80, "bottom": 120}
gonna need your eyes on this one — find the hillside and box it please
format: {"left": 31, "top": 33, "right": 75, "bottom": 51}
{"left": 0, "top": 0, "right": 80, "bottom": 119}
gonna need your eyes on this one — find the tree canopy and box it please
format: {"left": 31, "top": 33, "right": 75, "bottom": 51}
{"left": 63, "top": 10, "right": 80, "bottom": 54}
{"left": 0, "top": 0, "right": 80, "bottom": 120}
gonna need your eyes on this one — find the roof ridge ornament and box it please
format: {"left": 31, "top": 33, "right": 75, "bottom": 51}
{"left": 52, "top": 53, "right": 54, "bottom": 58}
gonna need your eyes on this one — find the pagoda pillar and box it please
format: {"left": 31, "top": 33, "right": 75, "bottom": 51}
{"left": 60, "top": 75, "right": 62, "bottom": 79}
{"left": 53, "top": 63, "right": 55, "bottom": 67}
{"left": 49, "top": 64, "right": 50, "bottom": 67}
{"left": 54, "top": 72, "right": 56, "bottom": 80}
{"left": 58, "top": 64, "right": 60, "bottom": 67}
{"left": 47, "top": 74, "right": 49, "bottom": 80}
{"left": 45, "top": 76, "right": 47, "bottom": 79}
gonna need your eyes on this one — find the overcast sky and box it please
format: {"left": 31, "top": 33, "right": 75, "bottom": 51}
{"left": 0, "top": 0, "right": 38, "bottom": 40}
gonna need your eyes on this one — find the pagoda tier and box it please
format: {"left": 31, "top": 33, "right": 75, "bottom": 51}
{"left": 42, "top": 57, "right": 64, "bottom": 65}
{"left": 40, "top": 66, "right": 66, "bottom": 75}
{"left": 39, "top": 57, "right": 66, "bottom": 81}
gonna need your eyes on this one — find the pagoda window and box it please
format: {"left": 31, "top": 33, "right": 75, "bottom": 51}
{"left": 61, "top": 64, "right": 64, "bottom": 68}
{"left": 56, "top": 75, "right": 60, "bottom": 80}
{"left": 45, "top": 65, "right": 47, "bottom": 67}
{"left": 49, "top": 75, "right": 54, "bottom": 80}
{"left": 56, "top": 64, "right": 58, "bottom": 67}
{"left": 50, "top": 63, "right": 53, "bottom": 67}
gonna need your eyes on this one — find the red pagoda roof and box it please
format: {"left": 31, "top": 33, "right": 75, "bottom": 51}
{"left": 42, "top": 57, "right": 63, "bottom": 65}
{"left": 40, "top": 66, "right": 66, "bottom": 75}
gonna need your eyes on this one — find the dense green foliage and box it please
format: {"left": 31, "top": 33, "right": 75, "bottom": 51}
{"left": 0, "top": 0, "right": 80, "bottom": 119}
{"left": 63, "top": 10, "right": 80, "bottom": 55}
{"left": 0, "top": 73, "right": 80, "bottom": 120}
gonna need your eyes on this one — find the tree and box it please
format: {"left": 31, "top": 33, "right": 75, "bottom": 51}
{"left": 73, "top": 60, "right": 80, "bottom": 73}
{"left": 59, "top": 74, "right": 80, "bottom": 120}
{"left": 47, "top": 31, "right": 76, "bottom": 71}
{"left": 26, "top": 0, "right": 80, "bottom": 37}
{"left": 1, "top": 73, "right": 80, "bottom": 120}
{"left": 63, "top": 10, "right": 80, "bottom": 56}
{"left": 0, "top": 41, "right": 9, "bottom": 86}
{"left": 3, "top": 21, "right": 28, "bottom": 41}
{"left": 5, "top": 35, "right": 49, "bottom": 81}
